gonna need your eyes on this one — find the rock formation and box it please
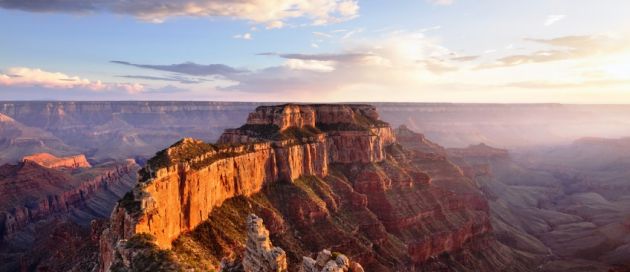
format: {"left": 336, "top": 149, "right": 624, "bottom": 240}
{"left": 299, "top": 249, "right": 364, "bottom": 272}
{"left": 99, "top": 104, "right": 532, "bottom": 271}
{"left": 23, "top": 152, "right": 91, "bottom": 169}
{"left": 243, "top": 214, "right": 288, "bottom": 272}
{"left": 100, "top": 104, "right": 395, "bottom": 255}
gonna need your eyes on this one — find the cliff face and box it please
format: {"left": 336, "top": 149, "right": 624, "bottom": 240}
{"left": 102, "top": 105, "right": 393, "bottom": 258}
{"left": 100, "top": 104, "right": 531, "bottom": 271}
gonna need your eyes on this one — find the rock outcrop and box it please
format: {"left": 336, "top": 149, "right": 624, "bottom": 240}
{"left": 299, "top": 249, "right": 364, "bottom": 272}
{"left": 22, "top": 152, "right": 91, "bottom": 169}
{"left": 100, "top": 104, "right": 396, "bottom": 258}
{"left": 243, "top": 214, "right": 288, "bottom": 272}
{"left": 99, "top": 104, "right": 532, "bottom": 271}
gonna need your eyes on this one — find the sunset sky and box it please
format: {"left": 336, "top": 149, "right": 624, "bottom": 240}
{"left": 1, "top": 0, "right": 629, "bottom": 102}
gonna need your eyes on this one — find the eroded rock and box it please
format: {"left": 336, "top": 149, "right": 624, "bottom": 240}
{"left": 243, "top": 214, "right": 288, "bottom": 272}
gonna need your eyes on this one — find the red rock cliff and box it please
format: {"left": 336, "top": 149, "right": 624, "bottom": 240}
{"left": 99, "top": 104, "right": 396, "bottom": 271}
{"left": 22, "top": 152, "right": 91, "bottom": 169}
{"left": 99, "top": 104, "right": 527, "bottom": 271}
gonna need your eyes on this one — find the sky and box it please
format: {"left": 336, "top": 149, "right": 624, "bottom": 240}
{"left": 1, "top": 0, "right": 630, "bottom": 103}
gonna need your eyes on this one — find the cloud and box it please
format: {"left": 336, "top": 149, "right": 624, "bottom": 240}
{"left": 544, "top": 14, "right": 566, "bottom": 26}
{"left": 0, "top": 67, "right": 143, "bottom": 93}
{"left": 111, "top": 61, "right": 246, "bottom": 76}
{"left": 505, "top": 79, "right": 630, "bottom": 89}
{"left": 220, "top": 31, "right": 465, "bottom": 97}
{"left": 143, "top": 85, "right": 189, "bottom": 93}
{"left": 261, "top": 52, "right": 375, "bottom": 62}
{"left": 283, "top": 59, "right": 335, "bottom": 72}
{"left": 265, "top": 21, "right": 284, "bottom": 29}
{"left": 418, "top": 59, "right": 458, "bottom": 74}
{"left": 0, "top": 0, "right": 359, "bottom": 26}
{"left": 117, "top": 75, "right": 211, "bottom": 84}
{"left": 427, "top": 0, "right": 454, "bottom": 6}
{"left": 313, "top": 31, "right": 333, "bottom": 38}
{"left": 233, "top": 33, "right": 252, "bottom": 40}
{"left": 450, "top": 55, "right": 479, "bottom": 62}
{"left": 341, "top": 28, "right": 364, "bottom": 39}
{"left": 479, "top": 34, "right": 629, "bottom": 69}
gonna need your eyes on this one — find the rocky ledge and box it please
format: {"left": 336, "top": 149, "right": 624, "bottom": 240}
{"left": 22, "top": 152, "right": 91, "bottom": 169}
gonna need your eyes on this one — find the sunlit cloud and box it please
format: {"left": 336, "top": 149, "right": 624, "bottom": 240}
{"left": 283, "top": 59, "right": 336, "bottom": 72}
{"left": 0, "top": 67, "right": 143, "bottom": 93}
{"left": 265, "top": 21, "right": 284, "bottom": 29}
{"left": 478, "top": 34, "right": 630, "bottom": 69}
{"left": 451, "top": 55, "right": 480, "bottom": 62}
{"left": 0, "top": 0, "right": 359, "bottom": 26}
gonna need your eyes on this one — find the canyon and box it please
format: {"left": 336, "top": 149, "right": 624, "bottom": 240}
{"left": 99, "top": 104, "right": 532, "bottom": 271}
{"left": 1, "top": 101, "right": 629, "bottom": 271}
{"left": 447, "top": 139, "right": 630, "bottom": 271}
{"left": 0, "top": 155, "right": 139, "bottom": 271}
{"left": 4, "top": 102, "right": 630, "bottom": 165}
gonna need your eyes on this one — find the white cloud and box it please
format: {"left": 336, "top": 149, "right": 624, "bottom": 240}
{"left": 545, "top": 14, "right": 566, "bottom": 26}
{"left": 313, "top": 31, "right": 333, "bottom": 38}
{"left": 342, "top": 28, "right": 364, "bottom": 39}
{"left": 283, "top": 59, "right": 336, "bottom": 72}
{"left": 233, "top": 33, "right": 252, "bottom": 40}
{"left": 427, "top": 0, "right": 454, "bottom": 6}
{"left": 0, "top": 67, "right": 143, "bottom": 93}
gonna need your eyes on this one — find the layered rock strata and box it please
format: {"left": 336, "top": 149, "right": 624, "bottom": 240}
{"left": 0, "top": 160, "right": 136, "bottom": 241}
{"left": 100, "top": 104, "right": 528, "bottom": 271}
{"left": 99, "top": 104, "right": 396, "bottom": 270}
